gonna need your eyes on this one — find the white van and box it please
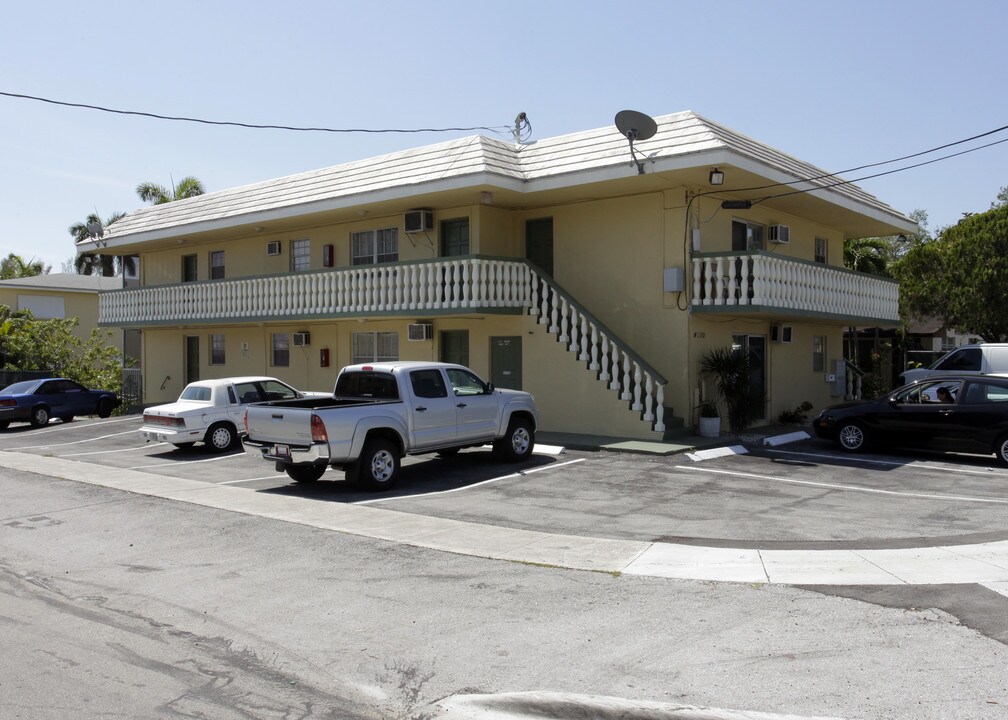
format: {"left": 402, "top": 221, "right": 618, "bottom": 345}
{"left": 900, "top": 343, "right": 1008, "bottom": 384}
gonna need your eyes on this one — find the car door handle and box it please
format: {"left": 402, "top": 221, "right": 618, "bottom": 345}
{"left": 457, "top": 403, "right": 467, "bottom": 408}
{"left": 416, "top": 406, "right": 427, "bottom": 413}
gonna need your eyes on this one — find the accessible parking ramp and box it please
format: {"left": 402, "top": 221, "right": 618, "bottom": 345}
{"left": 3, "top": 450, "right": 1008, "bottom": 587}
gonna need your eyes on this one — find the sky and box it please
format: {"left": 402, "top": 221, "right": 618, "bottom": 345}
{"left": 2, "top": 0, "right": 1006, "bottom": 272}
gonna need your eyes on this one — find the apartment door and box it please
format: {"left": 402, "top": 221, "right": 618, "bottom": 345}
{"left": 185, "top": 336, "right": 200, "bottom": 385}
{"left": 525, "top": 218, "right": 553, "bottom": 277}
{"left": 440, "top": 219, "right": 470, "bottom": 256}
{"left": 732, "top": 333, "right": 766, "bottom": 420}
{"left": 490, "top": 336, "right": 522, "bottom": 390}
{"left": 440, "top": 330, "right": 469, "bottom": 367}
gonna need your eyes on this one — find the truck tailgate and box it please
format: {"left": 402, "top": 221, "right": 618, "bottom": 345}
{"left": 245, "top": 406, "right": 314, "bottom": 446}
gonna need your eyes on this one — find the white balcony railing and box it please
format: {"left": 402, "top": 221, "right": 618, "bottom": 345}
{"left": 691, "top": 252, "right": 899, "bottom": 322}
{"left": 99, "top": 256, "right": 667, "bottom": 434}
{"left": 100, "top": 258, "right": 533, "bottom": 325}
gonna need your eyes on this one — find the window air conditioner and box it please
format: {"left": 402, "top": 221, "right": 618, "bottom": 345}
{"left": 769, "top": 225, "right": 790, "bottom": 244}
{"left": 404, "top": 209, "right": 434, "bottom": 233}
{"left": 407, "top": 322, "right": 433, "bottom": 341}
{"left": 266, "top": 240, "right": 281, "bottom": 256}
{"left": 771, "top": 324, "right": 793, "bottom": 343}
{"left": 292, "top": 331, "right": 311, "bottom": 347}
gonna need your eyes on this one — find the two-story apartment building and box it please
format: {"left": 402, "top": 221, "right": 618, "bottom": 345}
{"left": 83, "top": 111, "right": 916, "bottom": 439}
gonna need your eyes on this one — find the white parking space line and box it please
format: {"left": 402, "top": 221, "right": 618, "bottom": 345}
{"left": 764, "top": 448, "right": 1008, "bottom": 477}
{"left": 62, "top": 442, "right": 168, "bottom": 457}
{"left": 217, "top": 476, "right": 285, "bottom": 485}
{"left": 3, "top": 428, "right": 139, "bottom": 451}
{"left": 126, "top": 453, "right": 247, "bottom": 470}
{"left": 673, "top": 465, "right": 1008, "bottom": 505}
{"left": 355, "top": 458, "right": 586, "bottom": 505}
{"left": 0, "top": 415, "right": 138, "bottom": 438}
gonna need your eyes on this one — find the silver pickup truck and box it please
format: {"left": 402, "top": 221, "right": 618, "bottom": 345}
{"left": 243, "top": 361, "right": 540, "bottom": 489}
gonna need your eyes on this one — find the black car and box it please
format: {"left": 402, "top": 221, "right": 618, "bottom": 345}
{"left": 812, "top": 375, "right": 1008, "bottom": 465}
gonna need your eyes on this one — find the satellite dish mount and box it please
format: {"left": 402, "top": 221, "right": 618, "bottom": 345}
{"left": 615, "top": 110, "right": 658, "bottom": 175}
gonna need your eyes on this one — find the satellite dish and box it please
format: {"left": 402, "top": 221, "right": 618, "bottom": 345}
{"left": 614, "top": 110, "right": 658, "bottom": 174}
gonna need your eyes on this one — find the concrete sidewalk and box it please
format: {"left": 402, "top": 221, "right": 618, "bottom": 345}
{"left": 3, "top": 449, "right": 1007, "bottom": 587}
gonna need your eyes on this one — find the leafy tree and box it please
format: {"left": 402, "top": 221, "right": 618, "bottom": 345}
{"left": 137, "top": 176, "right": 205, "bottom": 205}
{"left": 892, "top": 202, "right": 1008, "bottom": 342}
{"left": 0, "top": 253, "right": 49, "bottom": 279}
{"left": 0, "top": 305, "right": 123, "bottom": 395}
{"left": 70, "top": 211, "right": 128, "bottom": 277}
{"left": 994, "top": 186, "right": 1008, "bottom": 209}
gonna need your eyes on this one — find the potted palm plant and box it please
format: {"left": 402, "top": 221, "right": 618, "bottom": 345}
{"left": 697, "top": 400, "right": 721, "bottom": 438}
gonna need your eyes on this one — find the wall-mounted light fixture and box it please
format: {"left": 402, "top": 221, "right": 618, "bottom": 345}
{"left": 708, "top": 168, "right": 724, "bottom": 186}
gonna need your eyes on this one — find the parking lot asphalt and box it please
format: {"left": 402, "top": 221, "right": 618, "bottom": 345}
{"left": 3, "top": 413, "right": 1008, "bottom": 588}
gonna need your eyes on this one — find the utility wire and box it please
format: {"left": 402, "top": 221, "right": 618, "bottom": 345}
{"left": 0, "top": 90, "right": 512, "bottom": 136}
{"left": 753, "top": 136, "right": 1008, "bottom": 205}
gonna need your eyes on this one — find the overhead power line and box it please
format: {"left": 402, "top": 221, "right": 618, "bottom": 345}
{"left": 0, "top": 90, "right": 512, "bottom": 135}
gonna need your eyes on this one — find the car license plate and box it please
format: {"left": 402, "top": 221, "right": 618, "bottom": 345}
{"left": 273, "top": 444, "right": 290, "bottom": 458}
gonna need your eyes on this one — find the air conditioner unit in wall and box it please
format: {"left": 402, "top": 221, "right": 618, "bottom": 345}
{"left": 292, "top": 331, "right": 311, "bottom": 346}
{"left": 266, "top": 240, "right": 281, "bottom": 255}
{"left": 771, "top": 324, "right": 793, "bottom": 343}
{"left": 407, "top": 322, "right": 433, "bottom": 341}
{"left": 769, "top": 225, "right": 790, "bottom": 244}
{"left": 404, "top": 209, "right": 434, "bottom": 233}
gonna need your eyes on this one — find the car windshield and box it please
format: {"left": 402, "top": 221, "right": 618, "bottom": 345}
{"left": 0, "top": 380, "right": 40, "bottom": 394}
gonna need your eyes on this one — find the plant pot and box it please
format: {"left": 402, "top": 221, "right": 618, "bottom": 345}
{"left": 698, "top": 415, "right": 721, "bottom": 438}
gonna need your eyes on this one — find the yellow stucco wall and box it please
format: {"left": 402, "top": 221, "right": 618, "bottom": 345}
{"left": 132, "top": 190, "right": 867, "bottom": 437}
{"left": 0, "top": 287, "right": 121, "bottom": 349}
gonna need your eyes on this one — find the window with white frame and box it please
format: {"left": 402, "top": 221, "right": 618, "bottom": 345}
{"left": 812, "top": 335, "right": 826, "bottom": 373}
{"left": 351, "top": 228, "right": 398, "bottom": 265}
{"left": 290, "top": 239, "right": 310, "bottom": 272}
{"left": 210, "top": 333, "right": 225, "bottom": 365}
{"left": 272, "top": 333, "right": 290, "bottom": 367}
{"left": 814, "top": 237, "right": 828, "bottom": 264}
{"left": 351, "top": 331, "right": 399, "bottom": 364}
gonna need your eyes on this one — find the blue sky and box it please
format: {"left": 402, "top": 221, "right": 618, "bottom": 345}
{"left": 2, "top": 0, "right": 1006, "bottom": 271}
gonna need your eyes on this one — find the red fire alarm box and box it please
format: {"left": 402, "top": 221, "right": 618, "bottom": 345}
{"left": 320, "top": 348, "right": 330, "bottom": 367}
{"left": 323, "top": 244, "right": 334, "bottom": 267}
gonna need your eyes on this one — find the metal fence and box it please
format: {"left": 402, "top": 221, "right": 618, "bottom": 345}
{"left": 121, "top": 367, "right": 142, "bottom": 412}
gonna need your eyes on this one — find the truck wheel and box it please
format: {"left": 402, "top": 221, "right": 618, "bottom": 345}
{"left": 493, "top": 417, "right": 534, "bottom": 462}
{"left": 286, "top": 464, "right": 327, "bottom": 483}
{"left": 30, "top": 405, "right": 50, "bottom": 428}
{"left": 352, "top": 438, "right": 400, "bottom": 490}
{"left": 205, "top": 422, "right": 237, "bottom": 452}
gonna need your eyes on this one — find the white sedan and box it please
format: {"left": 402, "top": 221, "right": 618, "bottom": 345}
{"left": 140, "top": 376, "right": 326, "bottom": 452}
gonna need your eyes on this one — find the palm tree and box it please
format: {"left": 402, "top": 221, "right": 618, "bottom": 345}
{"left": 136, "top": 176, "right": 205, "bottom": 205}
{"left": 69, "top": 211, "right": 128, "bottom": 276}
{"left": 0, "top": 253, "right": 49, "bottom": 279}
{"left": 843, "top": 236, "right": 892, "bottom": 276}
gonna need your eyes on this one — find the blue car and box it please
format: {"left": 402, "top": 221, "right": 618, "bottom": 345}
{"left": 0, "top": 378, "right": 120, "bottom": 429}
